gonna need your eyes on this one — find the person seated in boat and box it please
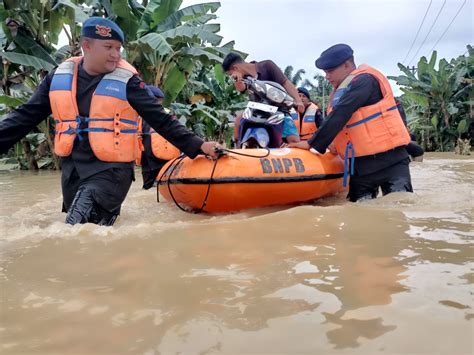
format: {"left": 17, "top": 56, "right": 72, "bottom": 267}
{"left": 293, "top": 87, "right": 324, "bottom": 140}
{"left": 137, "top": 86, "right": 181, "bottom": 189}
{"left": 396, "top": 99, "right": 424, "bottom": 162}
{"left": 222, "top": 52, "right": 301, "bottom": 146}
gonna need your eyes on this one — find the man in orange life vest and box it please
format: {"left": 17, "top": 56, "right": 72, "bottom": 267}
{"left": 0, "top": 17, "right": 221, "bottom": 225}
{"left": 295, "top": 87, "right": 323, "bottom": 139}
{"left": 289, "top": 44, "right": 413, "bottom": 202}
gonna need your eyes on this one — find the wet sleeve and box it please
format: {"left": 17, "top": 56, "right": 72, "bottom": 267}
{"left": 126, "top": 76, "right": 204, "bottom": 159}
{"left": 307, "top": 74, "right": 380, "bottom": 153}
{"left": 264, "top": 60, "right": 288, "bottom": 86}
{"left": 0, "top": 72, "right": 54, "bottom": 154}
{"left": 315, "top": 109, "right": 323, "bottom": 129}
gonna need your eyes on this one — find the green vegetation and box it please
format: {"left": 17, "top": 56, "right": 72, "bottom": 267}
{"left": 172, "top": 63, "right": 246, "bottom": 144}
{"left": 284, "top": 65, "right": 331, "bottom": 113}
{"left": 0, "top": 1, "right": 471, "bottom": 170}
{"left": 389, "top": 46, "right": 473, "bottom": 153}
{"left": 302, "top": 73, "right": 332, "bottom": 115}
{"left": 0, "top": 0, "right": 246, "bottom": 169}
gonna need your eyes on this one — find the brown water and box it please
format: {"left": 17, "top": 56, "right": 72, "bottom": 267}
{"left": 0, "top": 153, "right": 473, "bottom": 354}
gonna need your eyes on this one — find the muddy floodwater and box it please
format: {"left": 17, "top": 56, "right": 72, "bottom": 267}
{"left": 0, "top": 153, "right": 473, "bottom": 354}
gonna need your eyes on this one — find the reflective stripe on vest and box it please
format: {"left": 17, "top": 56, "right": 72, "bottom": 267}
{"left": 50, "top": 57, "right": 140, "bottom": 162}
{"left": 329, "top": 74, "right": 355, "bottom": 110}
{"left": 300, "top": 103, "right": 318, "bottom": 139}
{"left": 290, "top": 104, "right": 318, "bottom": 140}
{"left": 345, "top": 104, "right": 398, "bottom": 128}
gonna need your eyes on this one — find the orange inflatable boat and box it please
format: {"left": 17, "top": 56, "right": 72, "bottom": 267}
{"left": 157, "top": 148, "right": 346, "bottom": 213}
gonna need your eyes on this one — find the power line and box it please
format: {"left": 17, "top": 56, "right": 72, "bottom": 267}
{"left": 408, "top": 0, "right": 447, "bottom": 66}
{"left": 403, "top": 0, "right": 433, "bottom": 64}
{"left": 429, "top": 0, "right": 468, "bottom": 54}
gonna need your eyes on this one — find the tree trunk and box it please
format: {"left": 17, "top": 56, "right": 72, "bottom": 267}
{"left": 22, "top": 139, "right": 39, "bottom": 170}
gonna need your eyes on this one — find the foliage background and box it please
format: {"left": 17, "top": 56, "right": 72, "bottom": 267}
{"left": 0, "top": 1, "right": 472, "bottom": 169}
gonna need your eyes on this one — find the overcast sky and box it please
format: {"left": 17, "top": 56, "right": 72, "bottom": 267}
{"left": 183, "top": 0, "right": 473, "bottom": 93}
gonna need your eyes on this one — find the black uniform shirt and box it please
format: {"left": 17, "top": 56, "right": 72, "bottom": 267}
{"left": 0, "top": 62, "right": 204, "bottom": 179}
{"left": 307, "top": 73, "right": 408, "bottom": 176}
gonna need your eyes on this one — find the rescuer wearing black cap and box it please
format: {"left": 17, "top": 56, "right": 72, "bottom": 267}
{"left": 289, "top": 44, "right": 413, "bottom": 202}
{"left": 296, "top": 87, "right": 323, "bottom": 139}
{"left": 0, "top": 17, "right": 221, "bottom": 225}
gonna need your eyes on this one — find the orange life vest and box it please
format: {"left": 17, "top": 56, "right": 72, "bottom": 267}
{"left": 136, "top": 117, "right": 181, "bottom": 166}
{"left": 291, "top": 103, "right": 319, "bottom": 140}
{"left": 49, "top": 56, "right": 140, "bottom": 162}
{"left": 327, "top": 64, "right": 410, "bottom": 159}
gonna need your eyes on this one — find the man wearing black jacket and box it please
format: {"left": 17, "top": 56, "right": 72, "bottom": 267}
{"left": 290, "top": 44, "right": 413, "bottom": 202}
{"left": 0, "top": 17, "right": 220, "bottom": 225}
{"left": 139, "top": 85, "right": 179, "bottom": 190}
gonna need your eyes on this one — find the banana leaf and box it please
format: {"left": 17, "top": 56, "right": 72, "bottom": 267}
{"left": 161, "top": 24, "right": 222, "bottom": 45}
{"left": 0, "top": 95, "right": 27, "bottom": 107}
{"left": 13, "top": 29, "right": 57, "bottom": 66}
{"left": 52, "top": 0, "right": 89, "bottom": 22}
{"left": 177, "top": 46, "right": 222, "bottom": 63}
{"left": 1, "top": 51, "right": 55, "bottom": 71}
{"left": 136, "top": 32, "right": 174, "bottom": 55}
{"left": 112, "top": 0, "right": 139, "bottom": 40}
{"left": 162, "top": 59, "right": 193, "bottom": 104}
{"left": 137, "top": 0, "right": 183, "bottom": 37}
{"left": 156, "top": 2, "right": 220, "bottom": 32}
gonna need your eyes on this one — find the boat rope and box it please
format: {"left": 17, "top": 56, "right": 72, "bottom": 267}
{"left": 218, "top": 148, "right": 271, "bottom": 159}
{"left": 157, "top": 147, "right": 271, "bottom": 213}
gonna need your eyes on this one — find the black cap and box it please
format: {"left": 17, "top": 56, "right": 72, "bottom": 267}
{"left": 315, "top": 44, "right": 354, "bottom": 70}
{"left": 81, "top": 17, "right": 124, "bottom": 43}
{"left": 297, "top": 87, "right": 311, "bottom": 100}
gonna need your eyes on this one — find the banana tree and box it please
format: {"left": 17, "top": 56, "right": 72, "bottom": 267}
{"left": 0, "top": 0, "right": 240, "bottom": 168}
{"left": 389, "top": 46, "right": 473, "bottom": 152}
{"left": 171, "top": 63, "right": 246, "bottom": 144}
{"left": 0, "top": 0, "right": 86, "bottom": 169}
{"left": 2, "top": 0, "right": 236, "bottom": 110}
{"left": 0, "top": 0, "right": 89, "bottom": 73}
{"left": 107, "top": 0, "right": 235, "bottom": 105}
